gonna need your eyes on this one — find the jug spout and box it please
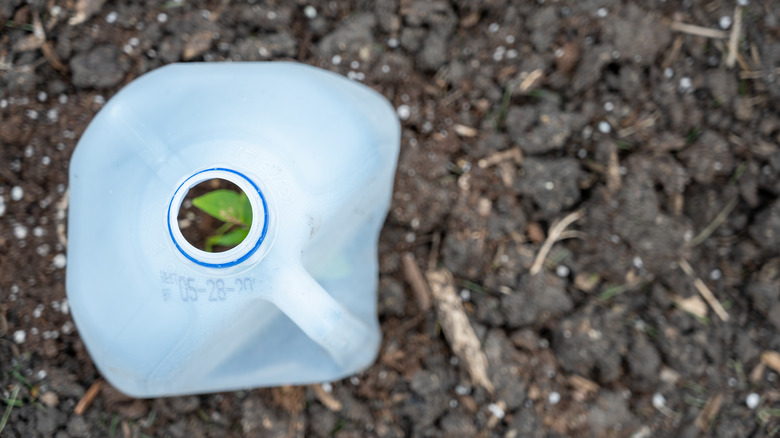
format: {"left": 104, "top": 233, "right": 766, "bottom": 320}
{"left": 269, "top": 264, "right": 380, "bottom": 371}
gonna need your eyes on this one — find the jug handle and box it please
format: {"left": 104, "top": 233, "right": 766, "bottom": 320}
{"left": 268, "top": 265, "right": 379, "bottom": 370}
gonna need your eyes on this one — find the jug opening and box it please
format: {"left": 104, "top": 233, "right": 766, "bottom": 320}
{"left": 167, "top": 168, "right": 270, "bottom": 269}
{"left": 177, "top": 178, "right": 252, "bottom": 253}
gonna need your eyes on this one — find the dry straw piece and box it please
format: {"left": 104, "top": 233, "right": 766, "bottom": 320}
{"left": 425, "top": 269, "right": 494, "bottom": 394}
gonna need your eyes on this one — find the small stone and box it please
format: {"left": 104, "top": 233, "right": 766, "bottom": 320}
{"left": 106, "top": 11, "right": 118, "bottom": 23}
{"left": 746, "top": 393, "right": 760, "bottom": 409}
{"left": 53, "top": 254, "right": 67, "bottom": 269}
{"left": 13, "top": 330, "right": 26, "bottom": 344}
{"left": 652, "top": 392, "right": 665, "bottom": 408}
{"left": 396, "top": 105, "right": 411, "bottom": 120}
{"left": 11, "top": 186, "right": 24, "bottom": 201}
{"left": 548, "top": 391, "right": 561, "bottom": 405}
{"left": 40, "top": 391, "right": 59, "bottom": 407}
{"left": 487, "top": 403, "right": 505, "bottom": 418}
{"left": 303, "top": 5, "right": 317, "bottom": 19}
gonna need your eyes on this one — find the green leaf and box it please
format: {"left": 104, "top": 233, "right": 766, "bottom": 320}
{"left": 205, "top": 227, "right": 249, "bottom": 251}
{"left": 192, "top": 190, "right": 250, "bottom": 227}
{"left": 238, "top": 192, "right": 252, "bottom": 226}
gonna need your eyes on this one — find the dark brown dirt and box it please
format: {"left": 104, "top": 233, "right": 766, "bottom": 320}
{"left": 2, "top": 1, "right": 780, "bottom": 437}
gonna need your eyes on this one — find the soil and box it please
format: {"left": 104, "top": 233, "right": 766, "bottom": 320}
{"left": 2, "top": 0, "right": 780, "bottom": 437}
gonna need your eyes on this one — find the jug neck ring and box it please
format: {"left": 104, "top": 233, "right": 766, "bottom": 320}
{"left": 167, "top": 167, "right": 270, "bottom": 268}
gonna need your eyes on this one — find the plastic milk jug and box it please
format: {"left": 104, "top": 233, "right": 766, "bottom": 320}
{"left": 66, "top": 62, "right": 400, "bottom": 397}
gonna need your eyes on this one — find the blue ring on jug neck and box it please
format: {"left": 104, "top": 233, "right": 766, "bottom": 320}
{"left": 167, "top": 168, "right": 269, "bottom": 268}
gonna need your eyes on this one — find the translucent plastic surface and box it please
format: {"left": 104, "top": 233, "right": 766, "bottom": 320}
{"left": 66, "top": 62, "right": 400, "bottom": 397}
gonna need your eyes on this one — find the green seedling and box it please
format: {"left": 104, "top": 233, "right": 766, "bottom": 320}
{"left": 192, "top": 189, "right": 253, "bottom": 252}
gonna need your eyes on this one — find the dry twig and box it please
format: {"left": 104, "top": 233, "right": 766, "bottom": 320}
{"left": 761, "top": 351, "right": 780, "bottom": 375}
{"left": 530, "top": 210, "right": 585, "bottom": 275}
{"left": 688, "top": 197, "right": 738, "bottom": 247}
{"left": 726, "top": 5, "right": 743, "bottom": 68}
{"left": 670, "top": 22, "right": 729, "bottom": 39}
{"left": 477, "top": 147, "right": 522, "bottom": 169}
{"left": 74, "top": 379, "right": 103, "bottom": 415}
{"left": 426, "top": 269, "right": 494, "bottom": 394}
{"left": 678, "top": 259, "right": 729, "bottom": 322}
{"left": 402, "top": 253, "right": 432, "bottom": 312}
{"left": 312, "top": 384, "right": 342, "bottom": 412}
{"left": 695, "top": 393, "right": 724, "bottom": 432}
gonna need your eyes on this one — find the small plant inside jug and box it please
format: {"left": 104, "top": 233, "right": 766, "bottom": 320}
{"left": 177, "top": 178, "right": 253, "bottom": 252}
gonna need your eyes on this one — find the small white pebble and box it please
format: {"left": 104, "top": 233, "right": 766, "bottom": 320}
{"left": 633, "top": 256, "right": 644, "bottom": 269}
{"left": 544, "top": 181, "right": 555, "bottom": 190}
{"left": 548, "top": 391, "right": 561, "bottom": 405}
{"left": 24, "top": 145, "right": 34, "bottom": 157}
{"left": 267, "top": 11, "right": 277, "bottom": 20}
{"left": 37, "top": 91, "right": 48, "bottom": 102}
{"left": 26, "top": 109, "right": 39, "bottom": 120}
{"left": 664, "top": 67, "right": 674, "bottom": 79}
{"left": 61, "top": 321, "right": 75, "bottom": 335}
{"left": 14, "top": 224, "right": 28, "bottom": 240}
{"left": 455, "top": 385, "right": 470, "bottom": 395}
{"left": 58, "top": 94, "right": 68, "bottom": 104}
{"left": 596, "top": 7, "right": 608, "bottom": 18}
{"left": 60, "top": 299, "right": 69, "bottom": 315}
{"left": 200, "top": 9, "right": 211, "bottom": 19}
{"left": 604, "top": 101, "right": 615, "bottom": 112}
{"left": 488, "top": 23, "right": 500, "bottom": 33}
{"left": 381, "top": 64, "right": 390, "bottom": 74}
{"left": 679, "top": 77, "right": 693, "bottom": 92}
{"left": 0, "top": 99, "right": 7, "bottom": 108}
{"left": 506, "top": 35, "right": 515, "bottom": 44}
{"left": 727, "top": 377, "right": 737, "bottom": 387}
{"left": 459, "top": 289, "right": 471, "bottom": 301}
{"left": 42, "top": 156, "right": 51, "bottom": 166}
{"left": 36, "top": 369, "right": 47, "bottom": 380}
{"left": 13, "top": 330, "right": 26, "bottom": 344}
{"left": 449, "top": 399, "right": 458, "bottom": 408}
{"left": 157, "top": 13, "right": 168, "bottom": 23}
{"left": 598, "top": 121, "right": 612, "bottom": 134}
{"left": 350, "top": 60, "right": 360, "bottom": 69}
{"left": 506, "top": 49, "right": 518, "bottom": 59}
{"left": 349, "top": 376, "right": 360, "bottom": 385}
{"left": 123, "top": 44, "right": 133, "bottom": 54}
{"left": 652, "top": 392, "right": 666, "bottom": 409}
{"left": 710, "top": 269, "right": 722, "bottom": 280}
{"left": 303, "top": 5, "right": 317, "bottom": 19}
{"left": 46, "top": 108, "right": 59, "bottom": 122}
{"left": 555, "top": 265, "right": 570, "bottom": 277}
{"left": 396, "top": 104, "right": 411, "bottom": 121}
{"left": 719, "top": 16, "right": 732, "bottom": 30}
{"left": 487, "top": 403, "right": 505, "bottom": 418}
{"left": 746, "top": 392, "right": 760, "bottom": 409}
{"left": 52, "top": 253, "right": 67, "bottom": 269}
{"left": 321, "top": 382, "right": 333, "bottom": 393}
{"left": 106, "top": 11, "right": 118, "bottom": 23}
{"left": 33, "top": 304, "right": 44, "bottom": 318}
{"left": 0, "top": 198, "right": 5, "bottom": 217}
{"left": 129, "top": 37, "right": 140, "bottom": 47}
{"left": 331, "top": 54, "right": 342, "bottom": 65}
{"left": 737, "top": 0, "right": 749, "bottom": 5}
{"left": 387, "top": 37, "right": 399, "bottom": 48}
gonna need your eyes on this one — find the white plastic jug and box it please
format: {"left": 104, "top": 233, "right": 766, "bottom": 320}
{"left": 66, "top": 62, "right": 400, "bottom": 397}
